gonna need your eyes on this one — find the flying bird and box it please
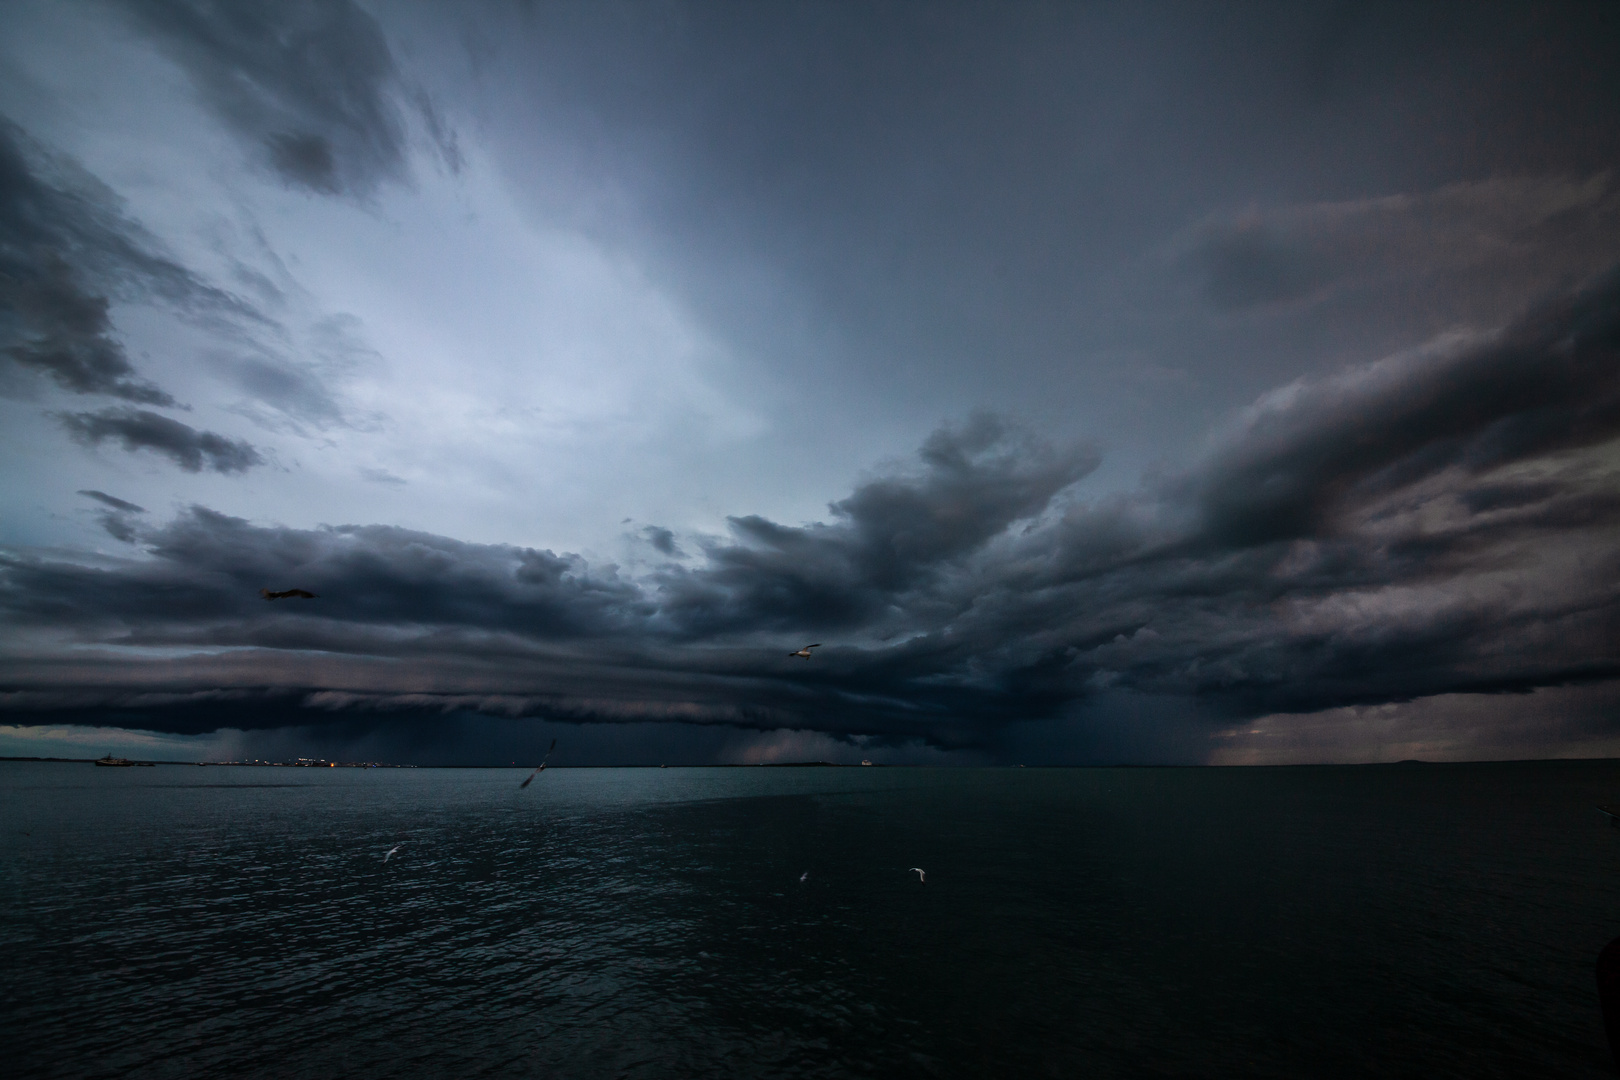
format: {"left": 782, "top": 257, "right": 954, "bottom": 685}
{"left": 261, "top": 588, "right": 318, "bottom": 600}
{"left": 909, "top": 867, "right": 926, "bottom": 883}
{"left": 800, "top": 871, "right": 809, "bottom": 883}
{"left": 520, "top": 739, "right": 558, "bottom": 788}
{"left": 789, "top": 644, "right": 822, "bottom": 658}
{"left": 384, "top": 844, "right": 402, "bottom": 862}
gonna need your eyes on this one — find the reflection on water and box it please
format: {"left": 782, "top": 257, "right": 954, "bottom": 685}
{"left": 2, "top": 761, "right": 1618, "bottom": 1078}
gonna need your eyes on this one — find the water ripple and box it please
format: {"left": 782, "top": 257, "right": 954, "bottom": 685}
{"left": 3, "top": 762, "right": 1618, "bottom": 1077}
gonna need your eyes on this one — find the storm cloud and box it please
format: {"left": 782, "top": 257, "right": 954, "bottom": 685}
{"left": 4, "top": 271, "right": 1617, "bottom": 747}
{"left": 55, "top": 407, "right": 263, "bottom": 473}
{"left": 2, "top": 3, "right": 1618, "bottom": 763}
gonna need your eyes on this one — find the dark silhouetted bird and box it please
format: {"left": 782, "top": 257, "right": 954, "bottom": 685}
{"left": 789, "top": 644, "right": 821, "bottom": 658}
{"left": 261, "top": 588, "right": 318, "bottom": 600}
{"left": 520, "top": 739, "right": 558, "bottom": 788}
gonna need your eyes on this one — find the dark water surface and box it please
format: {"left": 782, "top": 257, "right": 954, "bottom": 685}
{"left": 4, "top": 760, "right": 1619, "bottom": 1078}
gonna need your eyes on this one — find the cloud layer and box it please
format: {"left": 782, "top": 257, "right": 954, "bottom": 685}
{"left": 4, "top": 271, "right": 1617, "bottom": 751}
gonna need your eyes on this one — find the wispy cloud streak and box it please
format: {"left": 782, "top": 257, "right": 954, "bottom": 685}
{"left": 117, "top": 0, "right": 411, "bottom": 195}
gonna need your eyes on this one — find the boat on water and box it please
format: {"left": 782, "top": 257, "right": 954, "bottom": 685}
{"left": 94, "top": 754, "right": 134, "bottom": 767}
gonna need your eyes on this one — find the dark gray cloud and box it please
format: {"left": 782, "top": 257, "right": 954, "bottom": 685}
{"left": 118, "top": 0, "right": 409, "bottom": 195}
{"left": 77, "top": 489, "right": 147, "bottom": 543}
{"left": 1185, "top": 175, "right": 1620, "bottom": 313}
{"left": 1, "top": 503, "right": 639, "bottom": 635}
{"left": 3, "top": 269, "right": 1617, "bottom": 752}
{"left": 0, "top": 118, "right": 228, "bottom": 307}
{"left": 0, "top": 109, "right": 370, "bottom": 457}
{"left": 2, "top": 255, "right": 175, "bottom": 405}
{"left": 641, "top": 525, "right": 680, "bottom": 556}
{"left": 1021, "top": 269, "right": 1620, "bottom": 717}
{"left": 217, "top": 311, "right": 377, "bottom": 433}
{"left": 0, "top": 120, "right": 185, "bottom": 404}
{"left": 94, "top": 514, "right": 142, "bottom": 544}
{"left": 55, "top": 407, "right": 263, "bottom": 473}
{"left": 656, "top": 413, "right": 1100, "bottom": 636}
{"left": 78, "top": 489, "right": 146, "bottom": 513}
{"left": 1191, "top": 222, "right": 1338, "bottom": 311}
{"left": 223, "top": 355, "right": 346, "bottom": 429}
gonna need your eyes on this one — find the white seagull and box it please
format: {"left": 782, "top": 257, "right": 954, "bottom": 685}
{"left": 521, "top": 738, "right": 558, "bottom": 788}
{"left": 384, "top": 844, "right": 402, "bottom": 862}
{"left": 909, "top": 867, "right": 926, "bottom": 883}
{"left": 789, "top": 644, "right": 822, "bottom": 659}
{"left": 800, "top": 871, "right": 809, "bottom": 883}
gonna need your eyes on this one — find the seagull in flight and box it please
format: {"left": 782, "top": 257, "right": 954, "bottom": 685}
{"left": 520, "top": 739, "right": 558, "bottom": 788}
{"left": 261, "top": 588, "right": 317, "bottom": 600}
{"left": 384, "top": 844, "right": 402, "bottom": 862}
{"left": 800, "top": 871, "right": 809, "bottom": 883}
{"left": 789, "top": 643, "right": 822, "bottom": 658}
{"left": 909, "top": 867, "right": 926, "bottom": 883}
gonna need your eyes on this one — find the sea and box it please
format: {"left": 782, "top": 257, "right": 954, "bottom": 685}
{"left": 3, "top": 759, "right": 1619, "bottom": 1078}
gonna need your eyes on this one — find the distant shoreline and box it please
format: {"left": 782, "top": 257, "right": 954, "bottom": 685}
{"left": 4, "top": 756, "right": 1618, "bottom": 769}
{"left": 0, "top": 757, "right": 871, "bottom": 768}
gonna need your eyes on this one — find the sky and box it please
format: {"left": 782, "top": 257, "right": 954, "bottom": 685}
{"left": 1, "top": 0, "right": 1618, "bottom": 766}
